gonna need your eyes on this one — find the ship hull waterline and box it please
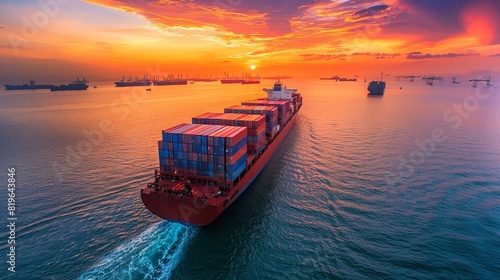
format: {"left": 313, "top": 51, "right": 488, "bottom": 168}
{"left": 140, "top": 110, "right": 299, "bottom": 226}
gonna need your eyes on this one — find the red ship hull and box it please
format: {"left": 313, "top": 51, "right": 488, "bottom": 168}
{"left": 220, "top": 80, "right": 244, "bottom": 84}
{"left": 140, "top": 109, "right": 299, "bottom": 226}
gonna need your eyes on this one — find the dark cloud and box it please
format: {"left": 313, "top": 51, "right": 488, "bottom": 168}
{"left": 489, "top": 54, "right": 500, "bottom": 57}
{"left": 406, "top": 52, "right": 480, "bottom": 59}
{"left": 346, "top": 5, "right": 390, "bottom": 22}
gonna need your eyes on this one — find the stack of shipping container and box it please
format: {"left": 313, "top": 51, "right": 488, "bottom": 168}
{"left": 158, "top": 124, "right": 247, "bottom": 181}
{"left": 224, "top": 105, "right": 279, "bottom": 141}
{"left": 292, "top": 93, "right": 303, "bottom": 112}
{"left": 241, "top": 100, "right": 291, "bottom": 127}
{"left": 158, "top": 92, "right": 301, "bottom": 183}
{"left": 192, "top": 112, "right": 266, "bottom": 155}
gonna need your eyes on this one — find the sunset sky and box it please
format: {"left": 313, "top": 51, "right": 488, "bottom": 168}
{"left": 1, "top": 0, "right": 499, "bottom": 82}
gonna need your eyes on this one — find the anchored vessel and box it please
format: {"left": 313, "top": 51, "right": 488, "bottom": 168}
{"left": 367, "top": 72, "right": 386, "bottom": 95}
{"left": 153, "top": 75, "right": 188, "bottom": 86}
{"left": 141, "top": 81, "right": 303, "bottom": 226}
{"left": 220, "top": 73, "right": 245, "bottom": 84}
{"left": 115, "top": 76, "right": 152, "bottom": 87}
{"left": 241, "top": 73, "right": 261, "bottom": 84}
{"left": 4, "top": 80, "right": 54, "bottom": 90}
{"left": 50, "top": 78, "right": 89, "bottom": 91}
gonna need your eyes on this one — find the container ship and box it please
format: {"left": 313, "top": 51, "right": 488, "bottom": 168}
{"left": 191, "top": 75, "right": 219, "bottom": 82}
{"left": 141, "top": 81, "right": 303, "bottom": 226}
{"left": 338, "top": 78, "right": 357, "bottom": 82}
{"left": 50, "top": 78, "right": 89, "bottom": 91}
{"left": 4, "top": 80, "right": 54, "bottom": 90}
{"left": 220, "top": 73, "right": 244, "bottom": 84}
{"left": 262, "top": 75, "right": 293, "bottom": 80}
{"left": 319, "top": 76, "right": 356, "bottom": 81}
{"left": 241, "top": 73, "right": 261, "bottom": 84}
{"left": 367, "top": 72, "right": 386, "bottom": 95}
{"left": 115, "top": 76, "right": 152, "bottom": 87}
{"left": 319, "top": 75, "right": 341, "bottom": 80}
{"left": 153, "top": 75, "right": 188, "bottom": 86}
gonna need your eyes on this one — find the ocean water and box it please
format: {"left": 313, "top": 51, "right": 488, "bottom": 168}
{"left": 0, "top": 78, "right": 499, "bottom": 279}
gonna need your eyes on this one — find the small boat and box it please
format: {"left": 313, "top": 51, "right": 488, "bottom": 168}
{"left": 94, "top": 86, "right": 98, "bottom": 88}
{"left": 146, "top": 88, "right": 152, "bottom": 91}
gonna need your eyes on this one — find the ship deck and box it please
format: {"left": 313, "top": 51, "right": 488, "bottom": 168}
{"left": 141, "top": 178, "right": 230, "bottom": 207}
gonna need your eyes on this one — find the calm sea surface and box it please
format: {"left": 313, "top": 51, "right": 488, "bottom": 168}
{"left": 0, "top": 78, "right": 499, "bottom": 279}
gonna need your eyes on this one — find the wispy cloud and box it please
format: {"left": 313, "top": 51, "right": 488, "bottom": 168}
{"left": 406, "top": 51, "right": 480, "bottom": 59}
{"left": 299, "top": 52, "right": 402, "bottom": 61}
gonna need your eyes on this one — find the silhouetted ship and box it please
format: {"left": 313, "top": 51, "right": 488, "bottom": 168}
{"left": 4, "top": 80, "right": 54, "bottom": 90}
{"left": 115, "top": 76, "right": 152, "bottom": 87}
{"left": 367, "top": 72, "right": 386, "bottom": 95}
{"left": 320, "top": 75, "right": 340, "bottom": 80}
{"left": 338, "top": 78, "right": 357, "bottom": 82}
{"left": 262, "top": 75, "right": 293, "bottom": 80}
{"left": 152, "top": 75, "right": 188, "bottom": 86}
{"left": 220, "top": 73, "right": 244, "bottom": 84}
{"left": 320, "top": 76, "right": 356, "bottom": 81}
{"left": 241, "top": 73, "right": 260, "bottom": 84}
{"left": 191, "top": 75, "right": 219, "bottom": 82}
{"left": 50, "top": 78, "right": 89, "bottom": 91}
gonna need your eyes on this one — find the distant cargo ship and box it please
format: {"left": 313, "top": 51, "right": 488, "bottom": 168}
{"left": 153, "top": 75, "right": 188, "bottom": 86}
{"left": 115, "top": 76, "right": 152, "bottom": 87}
{"left": 191, "top": 75, "right": 219, "bottom": 82}
{"left": 220, "top": 73, "right": 244, "bottom": 84}
{"left": 220, "top": 79, "right": 245, "bottom": 84}
{"left": 320, "top": 76, "right": 356, "bottom": 81}
{"left": 50, "top": 78, "right": 89, "bottom": 91}
{"left": 319, "top": 75, "right": 340, "bottom": 80}
{"left": 338, "top": 78, "right": 357, "bottom": 82}
{"left": 262, "top": 75, "right": 293, "bottom": 80}
{"left": 241, "top": 73, "right": 260, "bottom": 84}
{"left": 141, "top": 80, "right": 303, "bottom": 226}
{"left": 367, "top": 72, "right": 386, "bottom": 95}
{"left": 4, "top": 80, "right": 54, "bottom": 90}
{"left": 241, "top": 80, "right": 260, "bottom": 84}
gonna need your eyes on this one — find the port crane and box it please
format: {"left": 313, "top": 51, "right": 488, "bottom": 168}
{"left": 469, "top": 75, "right": 492, "bottom": 87}
{"left": 422, "top": 75, "right": 443, "bottom": 86}
{"left": 405, "top": 75, "right": 421, "bottom": 82}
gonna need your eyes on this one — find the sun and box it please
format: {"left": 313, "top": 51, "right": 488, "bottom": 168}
{"left": 250, "top": 65, "right": 256, "bottom": 70}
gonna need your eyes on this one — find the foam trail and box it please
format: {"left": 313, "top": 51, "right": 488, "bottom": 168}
{"left": 79, "top": 222, "right": 197, "bottom": 280}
